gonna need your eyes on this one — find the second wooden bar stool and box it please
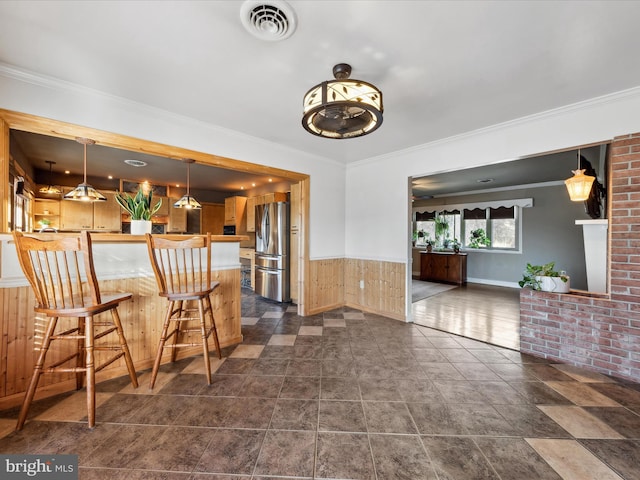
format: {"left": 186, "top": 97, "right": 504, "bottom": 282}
{"left": 145, "top": 233, "right": 222, "bottom": 388}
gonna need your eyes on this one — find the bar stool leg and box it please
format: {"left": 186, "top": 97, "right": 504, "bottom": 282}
{"left": 110, "top": 308, "right": 138, "bottom": 388}
{"left": 85, "top": 316, "right": 96, "bottom": 429}
{"left": 198, "top": 299, "right": 212, "bottom": 384}
{"left": 76, "top": 317, "right": 86, "bottom": 390}
{"left": 205, "top": 295, "right": 222, "bottom": 359}
{"left": 171, "top": 300, "right": 184, "bottom": 363}
{"left": 150, "top": 300, "right": 175, "bottom": 389}
{"left": 16, "top": 316, "right": 59, "bottom": 431}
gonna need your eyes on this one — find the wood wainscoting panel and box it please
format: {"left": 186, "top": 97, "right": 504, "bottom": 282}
{"left": 0, "top": 268, "right": 242, "bottom": 409}
{"left": 307, "top": 258, "right": 345, "bottom": 315}
{"left": 345, "top": 258, "right": 406, "bottom": 321}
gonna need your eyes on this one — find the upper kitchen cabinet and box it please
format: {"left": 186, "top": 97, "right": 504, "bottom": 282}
{"left": 167, "top": 201, "right": 187, "bottom": 233}
{"left": 93, "top": 192, "right": 122, "bottom": 231}
{"left": 224, "top": 196, "right": 247, "bottom": 229}
{"left": 59, "top": 189, "right": 121, "bottom": 231}
{"left": 246, "top": 196, "right": 256, "bottom": 233}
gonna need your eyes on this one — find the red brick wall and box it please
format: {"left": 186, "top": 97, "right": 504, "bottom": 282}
{"left": 520, "top": 132, "right": 640, "bottom": 383}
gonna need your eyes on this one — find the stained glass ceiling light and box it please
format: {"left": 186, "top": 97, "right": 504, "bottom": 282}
{"left": 63, "top": 137, "right": 106, "bottom": 202}
{"left": 565, "top": 149, "right": 595, "bottom": 202}
{"left": 38, "top": 160, "right": 62, "bottom": 195}
{"left": 302, "top": 63, "right": 383, "bottom": 139}
{"left": 174, "top": 159, "right": 201, "bottom": 209}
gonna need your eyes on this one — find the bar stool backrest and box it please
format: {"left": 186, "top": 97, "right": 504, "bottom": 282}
{"left": 145, "top": 233, "right": 212, "bottom": 296}
{"left": 13, "top": 231, "right": 101, "bottom": 310}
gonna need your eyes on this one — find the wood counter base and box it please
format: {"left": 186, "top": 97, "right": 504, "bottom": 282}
{"left": 0, "top": 234, "right": 246, "bottom": 410}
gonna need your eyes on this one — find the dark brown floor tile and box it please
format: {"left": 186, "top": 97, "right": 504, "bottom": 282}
{"left": 320, "top": 377, "right": 361, "bottom": 400}
{"left": 80, "top": 469, "right": 191, "bottom": 479}
{"left": 254, "top": 430, "right": 315, "bottom": 477}
{"left": 259, "top": 345, "right": 295, "bottom": 358}
{"left": 173, "top": 397, "right": 235, "bottom": 427}
{"left": 526, "top": 364, "right": 576, "bottom": 382}
{"left": 358, "top": 377, "right": 402, "bottom": 401}
{"left": 579, "top": 439, "right": 640, "bottom": 480}
{"left": 197, "top": 374, "right": 246, "bottom": 396}
{"left": 356, "top": 364, "right": 396, "bottom": 378}
{"left": 286, "top": 359, "right": 322, "bottom": 376}
{"left": 453, "top": 363, "right": 503, "bottom": 381}
{"left": 363, "top": 401, "right": 417, "bottom": 434}
{"left": 369, "top": 434, "right": 437, "bottom": 480}
{"left": 132, "top": 395, "right": 188, "bottom": 425}
{"left": 272, "top": 324, "right": 300, "bottom": 335}
{"left": 427, "top": 337, "right": 463, "bottom": 349}
{"left": 509, "top": 381, "right": 573, "bottom": 405}
{"left": 322, "top": 344, "right": 353, "bottom": 359}
{"left": 87, "top": 425, "right": 215, "bottom": 471}
{"left": 584, "top": 406, "right": 640, "bottom": 438}
{"left": 237, "top": 375, "right": 284, "bottom": 398}
{"left": 269, "top": 399, "right": 318, "bottom": 430}
{"left": 589, "top": 383, "right": 640, "bottom": 406}
{"left": 214, "top": 358, "right": 256, "bottom": 375}
{"left": 318, "top": 400, "right": 366, "bottom": 433}
{"left": 292, "top": 344, "right": 323, "bottom": 359}
{"left": 396, "top": 378, "right": 444, "bottom": 403}
{"left": 250, "top": 358, "right": 290, "bottom": 375}
{"left": 474, "top": 437, "right": 562, "bottom": 480}
{"left": 315, "top": 432, "right": 375, "bottom": 480}
{"left": 158, "top": 374, "right": 209, "bottom": 395}
{"left": 93, "top": 393, "right": 151, "bottom": 423}
{"left": 448, "top": 404, "right": 519, "bottom": 436}
{"left": 486, "top": 363, "right": 539, "bottom": 381}
{"left": 195, "top": 428, "right": 265, "bottom": 475}
{"left": 468, "top": 349, "right": 515, "bottom": 364}
{"left": 321, "top": 359, "right": 358, "bottom": 377}
{"left": 419, "top": 363, "right": 466, "bottom": 380}
{"left": 222, "top": 397, "right": 276, "bottom": 428}
{"left": 494, "top": 404, "right": 571, "bottom": 438}
{"left": 421, "top": 436, "right": 500, "bottom": 480}
{"left": 433, "top": 380, "right": 486, "bottom": 404}
{"left": 472, "top": 381, "right": 528, "bottom": 405}
{"left": 279, "top": 376, "right": 320, "bottom": 399}
{"left": 406, "top": 402, "right": 467, "bottom": 435}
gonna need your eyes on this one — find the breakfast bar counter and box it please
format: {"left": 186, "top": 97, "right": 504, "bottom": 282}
{"left": 0, "top": 233, "right": 247, "bottom": 409}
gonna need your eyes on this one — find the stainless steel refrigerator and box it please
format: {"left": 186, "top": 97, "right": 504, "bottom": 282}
{"left": 255, "top": 201, "right": 290, "bottom": 302}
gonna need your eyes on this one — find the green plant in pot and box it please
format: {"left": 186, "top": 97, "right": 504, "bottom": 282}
{"left": 434, "top": 214, "right": 449, "bottom": 247}
{"left": 468, "top": 228, "right": 490, "bottom": 248}
{"left": 519, "top": 262, "right": 570, "bottom": 293}
{"left": 115, "top": 189, "right": 162, "bottom": 234}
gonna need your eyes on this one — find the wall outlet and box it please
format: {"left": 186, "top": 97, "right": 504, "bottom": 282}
{"left": 359, "top": 280, "right": 365, "bottom": 289}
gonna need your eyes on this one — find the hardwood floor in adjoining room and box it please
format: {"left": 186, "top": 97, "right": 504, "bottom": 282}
{"left": 411, "top": 282, "right": 521, "bottom": 350}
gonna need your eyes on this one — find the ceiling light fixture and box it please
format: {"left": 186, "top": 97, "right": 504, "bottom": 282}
{"left": 565, "top": 149, "right": 595, "bottom": 202}
{"left": 173, "top": 159, "right": 201, "bottom": 209}
{"left": 38, "top": 160, "right": 62, "bottom": 195}
{"left": 63, "top": 138, "right": 106, "bottom": 202}
{"left": 302, "top": 63, "right": 383, "bottom": 139}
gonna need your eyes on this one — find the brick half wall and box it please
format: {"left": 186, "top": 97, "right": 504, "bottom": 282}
{"left": 520, "top": 132, "right": 640, "bottom": 383}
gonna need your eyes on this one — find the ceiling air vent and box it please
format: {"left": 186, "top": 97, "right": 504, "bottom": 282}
{"left": 124, "top": 159, "right": 147, "bottom": 167}
{"left": 240, "top": 0, "right": 297, "bottom": 42}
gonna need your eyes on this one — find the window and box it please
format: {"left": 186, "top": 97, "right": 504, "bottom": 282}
{"left": 413, "top": 199, "right": 528, "bottom": 252}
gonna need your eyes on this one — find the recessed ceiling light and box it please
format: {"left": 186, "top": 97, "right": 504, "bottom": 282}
{"left": 124, "top": 159, "right": 147, "bottom": 167}
{"left": 108, "top": 175, "right": 113, "bottom": 179}
{"left": 477, "top": 178, "right": 494, "bottom": 184}
{"left": 65, "top": 170, "right": 70, "bottom": 174}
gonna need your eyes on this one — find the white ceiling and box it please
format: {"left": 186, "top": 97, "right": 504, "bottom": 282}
{"left": 1, "top": 1, "right": 640, "bottom": 190}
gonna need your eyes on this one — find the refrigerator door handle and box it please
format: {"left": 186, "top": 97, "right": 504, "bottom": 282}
{"left": 263, "top": 205, "right": 270, "bottom": 251}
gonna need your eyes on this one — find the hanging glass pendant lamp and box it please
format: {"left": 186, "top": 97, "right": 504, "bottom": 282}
{"left": 63, "top": 137, "right": 106, "bottom": 202}
{"left": 38, "top": 160, "right": 62, "bottom": 195}
{"left": 173, "top": 158, "right": 201, "bottom": 209}
{"left": 565, "top": 149, "right": 595, "bottom": 202}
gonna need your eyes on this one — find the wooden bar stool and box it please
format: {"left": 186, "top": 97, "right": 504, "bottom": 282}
{"left": 12, "top": 231, "right": 138, "bottom": 430}
{"left": 145, "top": 233, "right": 222, "bottom": 388}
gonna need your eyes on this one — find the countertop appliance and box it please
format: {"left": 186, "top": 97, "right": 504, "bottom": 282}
{"left": 255, "top": 201, "right": 289, "bottom": 302}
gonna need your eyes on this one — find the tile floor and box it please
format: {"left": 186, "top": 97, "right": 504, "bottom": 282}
{"left": 0, "top": 289, "right": 639, "bottom": 479}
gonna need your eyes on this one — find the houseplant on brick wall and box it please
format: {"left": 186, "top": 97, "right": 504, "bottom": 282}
{"left": 519, "top": 262, "right": 570, "bottom": 293}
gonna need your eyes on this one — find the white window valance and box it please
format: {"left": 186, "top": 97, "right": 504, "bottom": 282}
{"left": 413, "top": 198, "right": 533, "bottom": 215}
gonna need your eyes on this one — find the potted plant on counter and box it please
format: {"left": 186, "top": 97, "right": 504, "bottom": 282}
{"left": 519, "top": 262, "right": 570, "bottom": 293}
{"left": 115, "top": 189, "right": 162, "bottom": 235}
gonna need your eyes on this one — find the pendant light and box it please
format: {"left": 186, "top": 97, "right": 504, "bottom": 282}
{"left": 564, "top": 149, "right": 595, "bottom": 202}
{"left": 173, "top": 158, "right": 201, "bottom": 209}
{"left": 38, "top": 160, "right": 62, "bottom": 195}
{"left": 302, "top": 63, "right": 383, "bottom": 139}
{"left": 63, "top": 137, "right": 106, "bottom": 202}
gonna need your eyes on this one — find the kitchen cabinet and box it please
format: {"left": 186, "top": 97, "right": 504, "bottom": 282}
{"left": 201, "top": 203, "right": 225, "bottom": 235}
{"left": 33, "top": 198, "right": 60, "bottom": 230}
{"left": 154, "top": 196, "right": 169, "bottom": 216}
{"left": 93, "top": 192, "right": 122, "bottom": 231}
{"left": 224, "top": 196, "right": 247, "bottom": 228}
{"left": 167, "top": 202, "right": 187, "bottom": 232}
{"left": 419, "top": 252, "right": 467, "bottom": 285}
{"left": 246, "top": 196, "right": 256, "bottom": 232}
